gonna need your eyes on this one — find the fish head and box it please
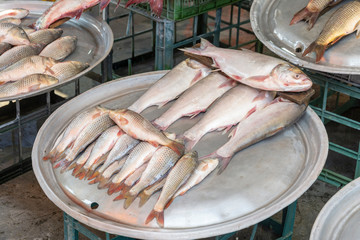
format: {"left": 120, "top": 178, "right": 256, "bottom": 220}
{"left": 108, "top": 109, "right": 129, "bottom": 126}
{"left": 38, "top": 74, "right": 59, "bottom": 86}
{"left": 8, "top": 27, "right": 30, "bottom": 45}
{"left": 272, "top": 64, "right": 313, "bottom": 92}
{"left": 186, "top": 151, "right": 198, "bottom": 160}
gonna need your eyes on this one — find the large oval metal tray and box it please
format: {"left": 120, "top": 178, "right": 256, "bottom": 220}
{"left": 0, "top": 1, "right": 113, "bottom": 102}
{"left": 250, "top": 0, "right": 360, "bottom": 75}
{"left": 32, "top": 71, "right": 328, "bottom": 239}
{"left": 311, "top": 177, "right": 360, "bottom": 240}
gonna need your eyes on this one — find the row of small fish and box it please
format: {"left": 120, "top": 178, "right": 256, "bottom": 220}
{"left": 290, "top": 0, "right": 360, "bottom": 62}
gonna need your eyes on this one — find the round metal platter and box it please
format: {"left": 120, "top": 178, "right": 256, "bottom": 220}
{"left": 250, "top": 0, "right": 360, "bottom": 75}
{"left": 311, "top": 177, "right": 360, "bottom": 240}
{"left": 0, "top": 1, "right": 113, "bottom": 102}
{"left": 32, "top": 71, "right": 328, "bottom": 239}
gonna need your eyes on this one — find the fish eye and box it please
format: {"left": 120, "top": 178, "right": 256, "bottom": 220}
{"left": 295, "top": 74, "right": 300, "bottom": 79}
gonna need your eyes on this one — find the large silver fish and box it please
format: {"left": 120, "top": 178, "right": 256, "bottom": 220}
{"left": 108, "top": 108, "right": 184, "bottom": 156}
{"left": 0, "top": 23, "right": 29, "bottom": 45}
{"left": 205, "top": 97, "right": 307, "bottom": 174}
{"left": 28, "top": 29, "right": 63, "bottom": 45}
{"left": 0, "top": 8, "right": 29, "bottom": 20}
{"left": 181, "top": 38, "right": 312, "bottom": 92}
{"left": 0, "top": 56, "right": 58, "bottom": 85}
{"left": 40, "top": 36, "right": 77, "bottom": 61}
{"left": 0, "top": 43, "right": 44, "bottom": 71}
{"left": 145, "top": 151, "right": 197, "bottom": 228}
{"left": 153, "top": 72, "right": 235, "bottom": 131}
{"left": 128, "top": 59, "right": 211, "bottom": 113}
{"left": 0, "top": 74, "right": 58, "bottom": 98}
{"left": 45, "top": 61, "right": 89, "bottom": 82}
{"left": 182, "top": 86, "right": 276, "bottom": 150}
{"left": 116, "top": 144, "right": 183, "bottom": 209}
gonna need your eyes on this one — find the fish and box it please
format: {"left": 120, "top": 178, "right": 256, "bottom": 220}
{"left": 128, "top": 59, "right": 210, "bottom": 113}
{"left": 0, "top": 56, "right": 58, "bottom": 85}
{"left": 290, "top": 0, "right": 343, "bottom": 29}
{"left": 28, "top": 29, "right": 63, "bottom": 45}
{"left": 302, "top": 1, "right": 360, "bottom": 63}
{"left": 45, "top": 61, "right": 89, "bottom": 82}
{"left": 116, "top": 144, "right": 183, "bottom": 209}
{"left": 125, "top": 0, "right": 163, "bottom": 17}
{"left": 138, "top": 178, "right": 166, "bottom": 207}
{"left": 153, "top": 72, "right": 235, "bottom": 131}
{"left": 181, "top": 38, "right": 312, "bottom": 92}
{"left": 88, "top": 134, "right": 139, "bottom": 180}
{"left": 44, "top": 107, "right": 105, "bottom": 161}
{"left": 34, "top": 0, "right": 110, "bottom": 30}
{"left": 119, "top": 162, "right": 149, "bottom": 195}
{"left": 0, "top": 74, "right": 58, "bottom": 98}
{"left": 0, "top": 23, "right": 30, "bottom": 45}
{"left": 0, "top": 8, "right": 29, "bottom": 20}
{"left": 204, "top": 97, "right": 307, "bottom": 174}
{"left": 56, "top": 113, "right": 115, "bottom": 164}
{"left": 145, "top": 151, "right": 197, "bottom": 227}
{"left": 108, "top": 108, "right": 184, "bottom": 156}
{"left": 74, "top": 126, "right": 123, "bottom": 180}
{"left": 0, "top": 18, "right": 21, "bottom": 25}
{"left": 0, "top": 43, "right": 44, "bottom": 71}
{"left": 171, "top": 158, "right": 218, "bottom": 200}
{"left": 0, "top": 42, "right": 11, "bottom": 55}
{"left": 89, "top": 156, "right": 127, "bottom": 187}
{"left": 68, "top": 142, "right": 95, "bottom": 175}
{"left": 182, "top": 86, "right": 276, "bottom": 150}
{"left": 40, "top": 36, "right": 77, "bottom": 61}
{"left": 107, "top": 142, "right": 158, "bottom": 195}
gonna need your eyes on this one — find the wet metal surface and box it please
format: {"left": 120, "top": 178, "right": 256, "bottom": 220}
{"left": 0, "top": 1, "right": 113, "bottom": 102}
{"left": 250, "top": 0, "right": 360, "bottom": 74}
{"left": 32, "top": 71, "right": 328, "bottom": 239}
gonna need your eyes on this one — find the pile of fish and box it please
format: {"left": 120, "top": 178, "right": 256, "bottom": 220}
{"left": 44, "top": 42, "right": 310, "bottom": 228}
{"left": 0, "top": 8, "right": 89, "bottom": 98}
{"left": 290, "top": 0, "right": 360, "bottom": 63}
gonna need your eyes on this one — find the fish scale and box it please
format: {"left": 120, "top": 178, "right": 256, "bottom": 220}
{"left": 0, "top": 42, "right": 11, "bottom": 55}
{"left": 45, "top": 61, "right": 89, "bottom": 82}
{"left": 40, "top": 36, "right": 77, "bottom": 61}
{"left": 28, "top": 29, "right": 63, "bottom": 45}
{"left": 0, "top": 74, "right": 58, "bottom": 98}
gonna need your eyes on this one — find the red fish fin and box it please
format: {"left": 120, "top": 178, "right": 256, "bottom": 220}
{"left": 167, "top": 141, "right": 185, "bottom": 156}
{"left": 188, "top": 110, "right": 203, "bottom": 119}
{"left": 88, "top": 170, "right": 100, "bottom": 181}
{"left": 88, "top": 179, "right": 97, "bottom": 185}
{"left": 114, "top": 182, "right": 125, "bottom": 193}
{"left": 119, "top": 116, "right": 129, "bottom": 125}
{"left": 228, "top": 126, "right": 237, "bottom": 138}
{"left": 138, "top": 192, "right": 151, "bottom": 207}
{"left": 100, "top": 0, "right": 111, "bottom": 11}
{"left": 107, "top": 182, "right": 120, "bottom": 195}
{"left": 290, "top": 7, "right": 312, "bottom": 25}
{"left": 307, "top": 12, "right": 320, "bottom": 30}
{"left": 190, "top": 71, "right": 204, "bottom": 85}
{"left": 221, "top": 125, "right": 234, "bottom": 135}
{"left": 149, "top": 141, "right": 159, "bottom": 148}
{"left": 252, "top": 91, "right": 267, "bottom": 102}
{"left": 85, "top": 169, "right": 95, "bottom": 180}
{"left": 217, "top": 156, "right": 232, "bottom": 175}
{"left": 244, "top": 106, "right": 257, "bottom": 119}
{"left": 113, "top": 192, "right": 125, "bottom": 201}
{"left": 246, "top": 75, "right": 268, "bottom": 82}
{"left": 218, "top": 79, "right": 235, "bottom": 88}
{"left": 164, "top": 198, "right": 174, "bottom": 210}
{"left": 145, "top": 210, "right": 164, "bottom": 227}
{"left": 231, "top": 74, "right": 243, "bottom": 81}
{"left": 53, "top": 159, "right": 65, "bottom": 169}
{"left": 97, "top": 176, "right": 111, "bottom": 189}
{"left": 45, "top": 66, "right": 55, "bottom": 75}
{"left": 302, "top": 41, "right": 326, "bottom": 63}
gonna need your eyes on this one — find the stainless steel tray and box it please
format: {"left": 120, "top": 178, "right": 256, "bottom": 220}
{"left": 0, "top": 1, "right": 113, "bottom": 102}
{"left": 32, "top": 71, "right": 328, "bottom": 239}
{"left": 311, "top": 177, "right": 360, "bottom": 240}
{"left": 250, "top": 0, "right": 360, "bottom": 75}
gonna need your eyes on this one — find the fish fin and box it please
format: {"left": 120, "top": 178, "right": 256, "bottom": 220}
{"left": 306, "top": 12, "right": 320, "bottom": 30}
{"left": 53, "top": 159, "right": 65, "bottom": 169}
{"left": 302, "top": 41, "right": 326, "bottom": 63}
{"left": 138, "top": 192, "right": 151, "bottom": 207}
{"left": 85, "top": 169, "right": 95, "bottom": 180}
{"left": 184, "top": 137, "right": 199, "bottom": 152}
{"left": 145, "top": 210, "right": 164, "bottom": 227}
{"left": 88, "top": 179, "right": 97, "bottom": 185}
{"left": 100, "top": 0, "right": 111, "bottom": 11}
{"left": 51, "top": 151, "right": 66, "bottom": 163}
{"left": 167, "top": 140, "right": 185, "bottom": 156}
{"left": 230, "top": 74, "right": 243, "bottom": 81}
{"left": 221, "top": 125, "right": 233, "bottom": 135}
{"left": 164, "top": 198, "right": 175, "bottom": 210}
{"left": 245, "top": 75, "right": 268, "bottom": 82}
{"left": 113, "top": 192, "right": 125, "bottom": 201}
{"left": 188, "top": 110, "right": 203, "bottom": 119}
{"left": 290, "top": 7, "right": 312, "bottom": 26}
{"left": 114, "top": 182, "right": 125, "bottom": 193}
{"left": 123, "top": 194, "right": 137, "bottom": 209}
{"left": 88, "top": 170, "right": 100, "bottom": 180}
{"left": 245, "top": 106, "right": 257, "bottom": 119}
{"left": 355, "top": 21, "right": 360, "bottom": 39}
{"left": 28, "top": 84, "right": 41, "bottom": 91}
{"left": 217, "top": 156, "right": 233, "bottom": 175}
{"left": 190, "top": 71, "right": 205, "bottom": 85}
{"left": 152, "top": 120, "right": 168, "bottom": 131}
{"left": 107, "top": 182, "right": 120, "bottom": 195}
{"left": 98, "top": 176, "right": 111, "bottom": 189}
{"left": 252, "top": 91, "right": 268, "bottom": 102}
{"left": 228, "top": 126, "right": 237, "bottom": 138}
{"left": 149, "top": 141, "right": 160, "bottom": 148}
{"left": 67, "top": 161, "right": 77, "bottom": 172}
{"left": 218, "top": 79, "right": 236, "bottom": 88}
{"left": 72, "top": 164, "right": 85, "bottom": 176}
{"left": 45, "top": 66, "right": 55, "bottom": 75}
{"left": 119, "top": 116, "right": 129, "bottom": 125}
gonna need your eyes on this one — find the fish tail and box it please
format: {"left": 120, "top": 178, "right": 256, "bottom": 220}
{"left": 302, "top": 41, "right": 326, "bottom": 63}
{"left": 53, "top": 159, "right": 65, "bottom": 169}
{"left": 138, "top": 192, "right": 151, "bottom": 207}
{"left": 107, "top": 182, "right": 122, "bottom": 195}
{"left": 183, "top": 136, "right": 200, "bottom": 152}
{"left": 85, "top": 169, "right": 95, "bottom": 180}
{"left": 72, "top": 164, "right": 84, "bottom": 176}
{"left": 97, "top": 176, "right": 111, "bottom": 189}
{"left": 217, "top": 156, "right": 233, "bottom": 175}
{"left": 43, "top": 149, "right": 56, "bottom": 161}
{"left": 51, "top": 151, "right": 66, "bottom": 163}
{"left": 113, "top": 192, "right": 125, "bottom": 201}
{"left": 164, "top": 198, "right": 175, "bottom": 210}
{"left": 60, "top": 160, "right": 73, "bottom": 174}
{"left": 88, "top": 170, "right": 100, "bottom": 180}
{"left": 76, "top": 171, "right": 87, "bottom": 180}
{"left": 290, "top": 7, "right": 314, "bottom": 26}
{"left": 88, "top": 179, "right": 97, "bottom": 185}
{"left": 145, "top": 210, "right": 164, "bottom": 228}
{"left": 114, "top": 182, "right": 125, "bottom": 193}
{"left": 167, "top": 140, "right": 185, "bottom": 156}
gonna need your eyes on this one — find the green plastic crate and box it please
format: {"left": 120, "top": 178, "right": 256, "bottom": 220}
{"left": 122, "top": 0, "right": 243, "bottom": 21}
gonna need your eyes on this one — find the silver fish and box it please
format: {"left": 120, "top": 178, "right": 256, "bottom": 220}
{"left": 0, "top": 8, "right": 29, "bottom": 20}
{"left": 45, "top": 61, "right": 89, "bottom": 82}
{"left": 145, "top": 151, "right": 197, "bottom": 227}
{"left": 90, "top": 156, "right": 127, "bottom": 188}
{"left": 205, "top": 97, "right": 307, "bottom": 174}
{"left": 0, "top": 18, "right": 21, "bottom": 25}
{"left": 138, "top": 178, "right": 166, "bottom": 207}
{"left": 0, "top": 23, "right": 29, "bottom": 45}
{"left": 40, "top": 36, "right": 77, "bottom": 61}
{"left": 0, "top": 43, "right": 44, "bottom": 71}
{"left": 28, "top": 29, "right": 63, "bottom": 45}
{"left": 119, "top": 162, "right": 149, "bottom": 195}
{"left": 128, "top": 59, "right": 211, "bottom": 113}
{"left": 183, "top": 86, "right": 276, "bottom": 150}
{"left": 0, "top": 74, "right": 58, "bottom": 98}
{"left": 153, "top": 72, "right": 235, "bottom": 131}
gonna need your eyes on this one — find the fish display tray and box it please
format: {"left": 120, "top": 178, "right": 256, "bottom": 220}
{"left": 0, "top": 1, "right": 113, "bottom": 102}
{"left": 250, "top": 0, "right": 360, "bottom": 75}
{"left": 32, "top": 71, "right": 328, "bottom": 239}
{"left": 311, "top": 177, "right": 360, "bottom": 240}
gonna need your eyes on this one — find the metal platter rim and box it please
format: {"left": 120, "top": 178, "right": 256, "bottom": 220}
{"left": 310, "top": 177, "right": 360, "bottom": 240}
{"left": 0, "top": 1, "right": 114, "bottom": 102}
{"left": 32, "top": 71, "right": 328, "bottom": 239}
{"left": 249, "top": 0, "right": 360, "bottom": 75}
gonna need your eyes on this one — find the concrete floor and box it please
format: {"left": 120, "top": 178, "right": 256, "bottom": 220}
{"left": 1, "top": 2, "right": 360, "bottom": 240}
